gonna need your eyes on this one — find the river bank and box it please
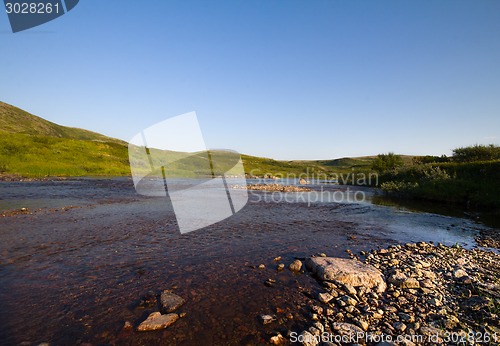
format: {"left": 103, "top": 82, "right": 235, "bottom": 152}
{"left": 276, "top": 242, "right": 499, "bottom": 345}
{"left": 109, "top": 241, "right": 500, "bottom": 346}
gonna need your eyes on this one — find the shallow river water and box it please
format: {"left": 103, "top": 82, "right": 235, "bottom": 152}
{"left": 0, "top": 178, "right": 496, "bottom": 345}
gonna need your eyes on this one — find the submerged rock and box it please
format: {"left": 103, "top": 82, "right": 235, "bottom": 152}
{"left": 265, "top": 278, "right": 277, "bottom": 287}
{"left": 122, "top": 321, "right": 133, "bottom": 331}
{"left": 260, "top": 314, "right": 276, "bottom": 325}
{"left": 160, "top": 290, "right": 185, "bottom": 314}
{"left": 136, "top": 312, "right": 179, "bottom": 332}
{"left": 289, "top": 259, "right": 303, "bottom": 272}
{"left": 139, "top": 290, "right": 157, "bottom": 308}
{"left": 306, "top": 257, "right": 386, "bottom": 292}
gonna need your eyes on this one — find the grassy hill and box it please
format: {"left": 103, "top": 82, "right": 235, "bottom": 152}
{"left": 241, "top": 156, "right": 377, "bottom": 178}
{"left": 0, "top": 102, "right": 130, "bottom": 176}
{"left": 0, "top": 101, "right": 374, "bottom": 178}
{"left": 0, "top": 131, "right": 130, "bottom": 176}
{"left": 0, "top": 101, "right": 126, "bottom": 144}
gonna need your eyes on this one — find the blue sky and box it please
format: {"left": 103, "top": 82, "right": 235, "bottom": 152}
{"left": 1, "top": 0, "right": 499, "bottom": 160}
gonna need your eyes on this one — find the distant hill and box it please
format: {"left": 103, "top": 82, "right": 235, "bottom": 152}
{"left": 0, "top": 101, "right": 386, "bottom": 178}
{"left": 0, "top": 101, "right": 126, "bottom": 145}
{"left": 0, "top": 102, "right": 131, "bottom": 177}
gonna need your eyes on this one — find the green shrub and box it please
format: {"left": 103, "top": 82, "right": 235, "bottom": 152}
{"left": 380, "top": 181, "right": 419, "bottom": 194}
{"left": 452, "top": 144, "right": 500, "bottom": 163}
{"left": 413, "top": 155, "right": 450, "bottom": 164}
{"left": 371, "top": 153, "right": 404, "bottom": 173}
{"left": 375, "top": 151, "right": 500, "bottom": 209}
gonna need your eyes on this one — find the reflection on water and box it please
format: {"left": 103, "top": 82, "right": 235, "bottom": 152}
{"left": 372, "top": 194, "right": 500, "bottom": 229}
{"left": 0, "top": 178, "right": 498, "bottom": 345}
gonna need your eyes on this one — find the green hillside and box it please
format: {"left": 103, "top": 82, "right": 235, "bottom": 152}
{"left": 0, "top": 101, "right": 126, "bottom": 144}
{"left": 0, "top": 102, "right": 130, "bottom": 177}
{"left": 0, "top": 101, "right": 373, "bottom": 178}
{"left": 0, "top": 131, "right": 130, "bottom": 176}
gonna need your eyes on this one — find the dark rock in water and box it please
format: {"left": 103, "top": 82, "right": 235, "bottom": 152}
{"left": 240, "top": 333, "right": 259, "bottom": 346}
{"left": 117, "top": 320, "right": 134, "bottom": 338}
{"left": 160, "top": 290, "right": 185, "bottom": 313}
{"left": 139, "top": 290, "right": 157, "bottom": 308}
{"left": 265, "top": 278, "right": 276, "bottom": 287}
{"left": 122, "top": 321, "right": 133, "bottom": 331}
{"left": 136, "top": 312, "right": 179, "bottom": 331}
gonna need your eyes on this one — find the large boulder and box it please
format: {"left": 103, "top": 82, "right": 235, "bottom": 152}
{"left": 306, "top": 257, "right": 386, "bottom": 292}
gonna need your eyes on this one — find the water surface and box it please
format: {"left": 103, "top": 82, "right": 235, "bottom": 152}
{"left": 0, "top": 179, "right": 496, "bottom": 345}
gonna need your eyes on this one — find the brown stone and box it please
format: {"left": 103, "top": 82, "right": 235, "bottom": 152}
{"left": 289, "top": 259, "right": 303, "bottom": 272}
{"left": 160, "top": 290, "right": 185, "bottom": 313}
{"left": 306, "top": 257, "right": 386, "bottom": 292}
{"left": 331, "top": 322, "right": 364, "bottom": 337}
{"left": 136, "top": 312, "right": 178, "bottom": 332}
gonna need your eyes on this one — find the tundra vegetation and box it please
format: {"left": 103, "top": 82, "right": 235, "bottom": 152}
{"left": 372, "top": 145, "right": 500, "bottom": 210}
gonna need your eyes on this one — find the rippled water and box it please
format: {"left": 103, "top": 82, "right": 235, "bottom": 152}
{"left": 0, "top": 178, "right": 496, "bottom": 345}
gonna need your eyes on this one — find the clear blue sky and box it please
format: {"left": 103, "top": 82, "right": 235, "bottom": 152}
{"left": 1, "top": 0, "right": 499, "bottom": 160}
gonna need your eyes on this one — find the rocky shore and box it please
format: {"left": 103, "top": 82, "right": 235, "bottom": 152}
{"left": 127, "top": 242, "right": 499, "bottom": 345}
{"left": 264, "top": 242, "right": 500, "bottom": 345}
{"left": 0, "top": 174, "right": 64, "bottom": 182}
{"left": 232, "top": 184, "right": 312, "bottom": 192}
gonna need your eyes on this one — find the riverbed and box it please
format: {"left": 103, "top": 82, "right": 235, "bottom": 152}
{"left": 0, "top": 178, "right": 496, "bottom": 345}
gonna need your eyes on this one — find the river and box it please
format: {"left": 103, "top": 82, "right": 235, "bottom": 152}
{"left": 0, "top": 178, "right": 496, "bottom": 345}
